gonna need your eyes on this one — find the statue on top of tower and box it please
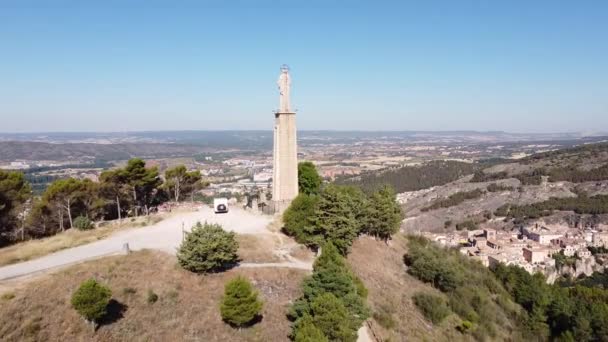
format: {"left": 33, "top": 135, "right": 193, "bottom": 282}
{"left": 277, "top": 64, "right": 291, "bottom": 113}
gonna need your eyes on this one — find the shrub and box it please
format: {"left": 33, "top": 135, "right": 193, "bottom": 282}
{"left": 487, "top": 183, "right": 514, "bottom": 192}
{"left": 421, "top": 189, "right": 485, "bottom": 212}
{"left": 373, "top": 305, "right": 397, "bottom": 329}
{"left": 1, "top": 292, "right": 15, "bottom": 300}
{"left": 455, "top": 220, "right": 478, "bottom": 231}
{"left": 177, "top": 222, "right": 239, "bottom": 273}
{"left": 457, "top": 320, "right": 475, "bottom": 333}
{"left": 73, "top": 216, "right": 94, "bottom": 230}
{"left": 412, "top": 292, "right": 451, "bottom": 324}
{"left": 122, "top": 287, "right": 137, "bottom": 295}
{"left": 71, "top": 279, "right": 112, "bottom": 324}
{"left": 293, "top": 314, "right": 328, "bottom": 342}
{"left": 220, "top": 276, "right": 263, "bottom": 327}
{"left": 147, "top": 289, "right": 158, "bottom": 304}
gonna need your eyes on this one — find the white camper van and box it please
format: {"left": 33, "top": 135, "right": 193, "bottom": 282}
{"left": 213, "top": 198, "right": 228, "bottom": 214}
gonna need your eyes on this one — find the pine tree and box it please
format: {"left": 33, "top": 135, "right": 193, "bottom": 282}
{"left": 311, "top": 293, "right": 357, "bottom": 342}
{"left": 308, "top": 185, "right": 360, "bottom": 254}
{"left": 71, "top": 278, "right": 112, "bottom": 326}
{"left": 220, "top": 276, "right": 263, "bottom": 327}
{"left": 298, "top": 161, "right": 323, "bottom": 195}
{"left": 177, "top": 222, "right": 239, "bottom": 273}
{"left": 293, "top": 242, "right": 369, "bottom": 328}
{"left": 293, "top": 314, "right": 328, "bottom": 342}
{"left": 364, "top": 185, "right": 403, "bottom": 241}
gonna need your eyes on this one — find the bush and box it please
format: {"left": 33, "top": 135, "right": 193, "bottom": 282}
{"left": 293, "top": 314, "right": 328, "bottom": 342}
{"left": 147, "top": 289, "right": 158, "bottom": 304}
{"left": 412, "top": 292, "right": 451, "bottom": 324}
{"left": 71, "top": 279, "right": 112, "bottom": 323}
{"left": 220, "top": 276, "right": 263, "bottom": 327}
{"left": 177, "top": 222, "right": 239, "bottom": 273}
{"left": 487, "top": 183, "right": 514, "bottom": 192}
{"left": 457, "top": 320, "right": 475, "bottom": 333}
{"left": 122, "top": 287, "right": 137, "bottom": 295}
{"left": 73, "top": 216, "right": 93, "bottom": 230}
{"left": 421, "top": 189, "right": 485, "bottom": 212}
{"left": 373, "top": 305, "right": 397, "bottom": 329}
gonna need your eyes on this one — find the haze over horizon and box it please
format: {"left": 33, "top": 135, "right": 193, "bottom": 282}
{"left": 1, "top": 1, "right": 606, "bottom": 133}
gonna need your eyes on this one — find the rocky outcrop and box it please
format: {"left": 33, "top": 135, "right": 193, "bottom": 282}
{"left": 545, "top": 256, "right": 606, "bottom": 284}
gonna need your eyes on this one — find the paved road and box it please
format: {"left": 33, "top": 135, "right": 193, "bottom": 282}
{"left": 0, "top": 207, "right": 274, "bottom": 281}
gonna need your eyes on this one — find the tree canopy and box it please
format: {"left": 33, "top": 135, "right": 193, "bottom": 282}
{"left": 164, "top": 165, "right": 204, "bottom": 202}
{"left": 0, "top": 170, "right": 31, "bottom": 245}
{"left": 220, "top": 276, "right": 263, "bottom": 327}
{"left": 289, "top": 242, "right": 368, "bottom": 342}
{"left": 177, "top": 222, "right": 239, "bottom": 273}
{"left": 298, "top": 161, "right": 323, "bottom": 196}
{"left": 70, "top": 278, "right": 112, "bottom": 325}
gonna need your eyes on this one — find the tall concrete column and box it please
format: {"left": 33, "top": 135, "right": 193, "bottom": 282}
{"left": 272, "top": 65, "right": 298, "bottom": 213}
{"left": 272, "top": 112, "right": 298, "bottom": 212}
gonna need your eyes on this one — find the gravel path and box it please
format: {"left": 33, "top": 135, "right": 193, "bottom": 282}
{"left": 0, "top": 207, "right": 274, "bottom": 281}
{"left": 357, "top": 325, "right": 374, "bottom": 342}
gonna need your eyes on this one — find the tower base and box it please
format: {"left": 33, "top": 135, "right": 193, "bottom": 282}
{"left": 270, "top": 199, "right": 293, "bottom": 214}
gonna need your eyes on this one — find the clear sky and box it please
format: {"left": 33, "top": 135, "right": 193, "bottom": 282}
{"left": 0, "top": 0, "right": 606, "bottom": 133}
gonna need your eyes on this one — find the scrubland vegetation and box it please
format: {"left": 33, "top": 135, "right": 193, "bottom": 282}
{"left": 336, "top": 160, "right": 477, "bottom": 193}
{"left": 403, "top": 236, "right": 526, "bottom": 341}
{"left": 496, "top": 194, "right": 608, "bottom": 221}
{"left": 421, "top": 188, "right": 485, "bottom": 212}
{"left": 404, "top": 235, "right": 608, "bottom": 341}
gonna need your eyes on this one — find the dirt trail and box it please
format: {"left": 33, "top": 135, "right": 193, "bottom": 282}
{"left": 0, "top": 207, "right": 280, "bottom": 282}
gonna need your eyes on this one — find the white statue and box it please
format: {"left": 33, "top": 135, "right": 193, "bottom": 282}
{"left": 277, "top": 64, "right": 291, "bottom": 112}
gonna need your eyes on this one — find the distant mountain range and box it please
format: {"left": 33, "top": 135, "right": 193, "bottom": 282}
{"left": 1, "top": 130, "right": 606, "bottom": 146}
{"left": 0, "top": 131, "right": 606, "bottom": 162}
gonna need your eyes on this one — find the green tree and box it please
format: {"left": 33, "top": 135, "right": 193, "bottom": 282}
{"left": 293, "top": 314, "right": 328, "bottom": 342}
{"left": 99, "top": 169, "right": 130, "bottom": 221}
{"left": 123, "top": 158, "right": 162, "bottom": 216}
{"left": 298, "top": 161, "right": 323, "bottom": 195}
{"left": 290, "top": 242, "right": 368, "bottom": 328}
{"left": 308, "top": 184, "right": 361, "bottom": 254}
{"left": 73, "top": 216, "right": 93, "bottom": 230}
{"left": 164, "top": 165, "right": 204, "bottom": 202}
{"left": 0, "top": 170, "right": 31, "bottom": 244}
{"left": 364, "top": 185, "right": 402, "bottom": 241}
{"left": 42, "top": 178, "right": 85, "bottom": 230}
{"left": 71, "top": 278, "right": 112, "bottom": 327}
{"left": 220, "top": 276, "right": 263, "bottom": 327}
{"left": 310, "top": 293, "right": 357, "bottom": 342}
{"left": 177, "top": 222, "right": 239, "bottom": 273}
{"left": 282, "top": 193, "right": 320, "bottom": 246}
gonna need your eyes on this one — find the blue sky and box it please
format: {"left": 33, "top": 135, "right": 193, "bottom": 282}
{"left": 0, "top": 0, "right": 606, "bottom": 133}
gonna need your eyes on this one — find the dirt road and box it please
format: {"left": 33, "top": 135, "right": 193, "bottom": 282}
{"left": 0, "top": 207, "right": 274, "bottom": 281}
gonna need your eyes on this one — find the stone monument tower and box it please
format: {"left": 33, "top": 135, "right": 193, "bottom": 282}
{"left": 271, "top": 64, "right": 298, "bottom": 213}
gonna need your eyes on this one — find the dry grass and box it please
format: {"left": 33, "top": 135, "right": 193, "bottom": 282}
{"left": 0, "top": 215, "right": 166, "bottom": 267}
{"left": 237, "top": 234, "right": 281, "bottom": 263}
{"left": 348, "top": 234, "right": 470, "bottom": 342}
{"left": 0, "top": 250, "right": 307, "bottom": 342}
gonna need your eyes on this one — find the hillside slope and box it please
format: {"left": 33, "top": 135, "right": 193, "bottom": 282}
{"left": 400, "top": 143, "right": 608, "bottom": 233}
{"left": 347, "top": 235, "right": 527, "bottom": 342}
{"left": 0, "top": 250, "right": 306, "bottom": 342}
